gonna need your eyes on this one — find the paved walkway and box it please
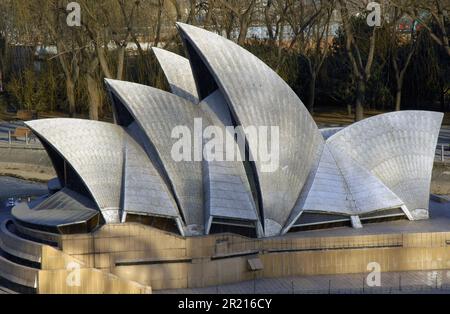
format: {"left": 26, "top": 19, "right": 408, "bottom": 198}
{"left": 157, "top": 269, "right": 450, "bottom": 294}
{"left": 0, "top": 176, "right": 47, "bottom": 201}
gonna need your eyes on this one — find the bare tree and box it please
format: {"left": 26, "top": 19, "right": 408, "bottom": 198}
{"left": 216, "top": 0, "right": 257, "bottom": 45}
{"left": 78, "top": 0, "right": 137, "bottom": 80}
{"left": 14, "top": 0, "right": 80, "bottom": 116}
{"left": 338, "top": 0, "right": 378, "bottom": 121}
{"left": 389, "top": 6, "right": 417, "bottom": 111}
{"left": 393, "top": 0, "right": 450, "bottom": 57}
{"left": 0, "top": 0, "right": 9, "bottom": 93}
{"left": 23, "top": 0, "right": 82, "bottom": 117}
{"left": 300, "top": 2, "right": 335, "bottom": 113}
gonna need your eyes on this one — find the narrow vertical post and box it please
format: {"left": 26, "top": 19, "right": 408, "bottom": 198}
{"left": 442, "top": 144, "right": 445, "bottom": 162}
{"left": 362, "top": 276, "right": 365, "bottom": 293}
{"left": 8, "top": 130, "right": 12, "bottom": 145}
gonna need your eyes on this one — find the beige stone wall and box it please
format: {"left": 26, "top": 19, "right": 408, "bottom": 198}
{"left": 37, "top": 268, "right": 152, "bottom": 294}
{"left": 38, "top": 245, "right": 152, "bottom": 294}
{"left": 57, "top": 223, "right": 450, "bottom": 291}
{"left": 41, "top": 245, "right": 86, "bottom": 270}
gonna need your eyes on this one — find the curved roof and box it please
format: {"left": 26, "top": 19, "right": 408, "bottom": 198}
{"left": 25, "top": 118, "right": 181, "bottom": 226}
{"left": 105, "top": 79, "right": 205, "bottom": 234}
{"left": 327, "top": 143, "right": 405, "bottom": 215}
{"left": 176, "top": 23, "right": 324, "bottom": 236}
{"left": 13, "top": 188, "right": 99, "bottom": 228}
{"left": 299, "top": 144, "right": 356, "bottom": 215}
{"left": 123, "top": 133, "right": 181, "bottom": 219}
{"left": 26, "top": 119, "right": 125, "bottom": 223}
{"left": 200, "top": 90, "right": 260, "bottom": 232}
{"left": 152, "top": 47, "right": 199, "bottom": 104}
{"left": 327, "top": 111, "right": 443, "bottom": 217}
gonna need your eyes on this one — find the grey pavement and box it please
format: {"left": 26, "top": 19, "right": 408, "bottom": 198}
{"left": 0, "top": 176, "right": 47, "bottom": 201}
{"left": 156, "top": 269, "right": 450, "bottom": 294}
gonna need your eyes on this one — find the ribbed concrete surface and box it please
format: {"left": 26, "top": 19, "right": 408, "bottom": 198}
{"left": 123, "top": 134, "right": 180, "bottom": 220}
{"left": 105, "top": 80, "right": 205, "bottom": 234}
{"left": 153, "top": 47, "right": 199, "bottom": 104}
{"left": 329, "top": 145, "right": 405, "bottom": 214}
{"left": 200, "top": 91, "right": 259, "bottom": 231}
{"left": 12, "top": 192, "right": 98, "bottom": 228}
{"left": 177, "top": 23, "right": 324, "bottom": 235}
{"left": 328, "top": 111, "right": 443, "bottom": 218}
{"left": 301, "top": 144, "right": 355, "bottom": 214}
{"left": 26, "top": 119, "right": 126, "bottom": 223}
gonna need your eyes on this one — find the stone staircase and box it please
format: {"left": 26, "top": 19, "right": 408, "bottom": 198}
{"left": 0, "top": 219, "right": 151, "bottom": 294}
{"left": 0, "top": 220, "right": 40, "bottom": 293}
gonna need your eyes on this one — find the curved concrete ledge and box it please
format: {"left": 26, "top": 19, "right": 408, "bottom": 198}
{"left": 0, "top": 221, "right": 42, "bottom": 263}
{"left": 0, "top": 254, "right": 38, "bottom": 288}
{"left": 13, "top": 222, "right": 61, "bottom": 247}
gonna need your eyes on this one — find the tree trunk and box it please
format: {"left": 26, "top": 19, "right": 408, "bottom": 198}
{"left": 154, "top": 0, "right": 164, "bottom": 47}
{"left": 87, "top": 73, "right": 100, "bottom": 121}
{"left": 347, "top": 104, "right": 352, "bottom": 116}
{"left": 0, "top": 34, "right": 5, "bottom": 93}
{"left": 0, "top": 68, "right": 3, "bottom": 93}
{"left": 307, "top": 73, "right": 316, "bottom": 114}
{"left": 264, "top": 0, "right": 275, "bottom": 43}
{"left": 66, "top": 78, "right": 76, "bottom": 117}
{"left": 395, "top": 76, "right": 404, "bottom": 111}
{"left": 355, "top": 80, "right": 365, "bottom": 121}
{"left": 395, "top": 88, "right": 402, "bottom": 111}
{"left": 237, "top": 19, "right": 249, "bottom": 46}
{"left": 116, "top": 46, "right": 125, "bottom": 80}
{"left": 97, "top": 45, "right": 113, "bottom": 79}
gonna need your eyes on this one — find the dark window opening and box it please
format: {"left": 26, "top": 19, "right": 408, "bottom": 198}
{"left": 289, "top": 220, "right": 352, "bottom": 232}
{"left": 229, "top": 111, "right": 264, "bottom": 228}
{"left": 36, "top": 135, "right": 95, "bottom": 205}
{"left": 181, "top": 34, "right": 218, "bottom": 100}
{"left": 126, "top": 214, "right": 181, "bottom": 235}
{"left": 360, "top": 215, "right": 407, "bottom": 225}
{"left": 209, "top": 221, "right": 257, "bottom": 238}
{"left": 109, "top": 91, "right": 135, "bottom": 127}
{"left": 359, "top": 208, "right": 405, "bottom": 219}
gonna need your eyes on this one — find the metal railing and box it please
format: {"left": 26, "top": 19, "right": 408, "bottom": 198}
{"left": 203, "top": 273, "right": 450, "bottom": 295}
{"left": 437, "top": 143, "right": 450, "bottom": 163}
{"left": 7, "top": 130, "right": 35, "bottom": 145}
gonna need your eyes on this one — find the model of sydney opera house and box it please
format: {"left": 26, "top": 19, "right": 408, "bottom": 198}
{"left": 13, "top": 23, "right": 443, "bottom": 238}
